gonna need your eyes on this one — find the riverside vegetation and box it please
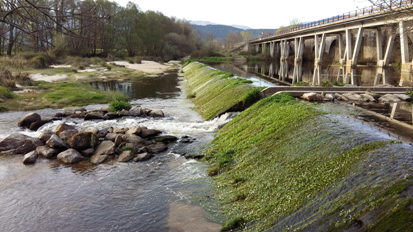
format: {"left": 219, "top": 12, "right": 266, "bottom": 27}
{"left": 182, "top": 62, "right": 413, "bottom": 231}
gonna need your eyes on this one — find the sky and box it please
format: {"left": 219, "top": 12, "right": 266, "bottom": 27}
{"left": 113, "top": 0, "right": 373, "bottom": 29}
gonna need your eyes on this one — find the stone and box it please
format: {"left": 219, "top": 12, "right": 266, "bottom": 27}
{"left": 14, "top": 140, "right": 38, "bottom": 154}
{"left": 80, "top": 128, "right": 99, "bottom": 134}
{"left": 114, "top": 135, "right": 123, "bottom": 147}
{"left": 118, "top": 150, "right": 133, "bottom": 162}
{"left": 38, "top": 130, "right": 54, "bottom": 142}
{"left": 324, "top": 94, "right": 336, "bottom": 100}
{"left": 152, "top": 135, "right": 178, "bottom": 144}
{"left": 140, "top": 127, "right": 162, "bottom": 138}
{"left": 105, "top": 133, "right": 118, "bottom": 141}
{"left": 147, "top": 142, "right": 167, "bottom": 154}
{"left": 29, "top": 118, "right": 52, "bottom": 131}
{"left": 335, "top": 93, "right": 349, "bottom": 101}
{"left": 54, "top": 123, "right": 76, "bottom": 135}
{"left": 365, "top": 91, "right": 380, "bottom": 99}
{"left": 68, "top": 132, "right": 99, "bottom": 151}
{"left": 0, "top": 133, "right": 35, "bottom": 152}
{"left": 103, "top": 113, "right": 118, "bottom": 120}
{"left": 98, "top": 128, "right": 110, "bottom": 138}
{"left": 137, "top": 146, "right": 148, "bottom": 154}
{"left": 125, "top": 126, "right": 142, "bottom": 135}
{"left": 99, "top": 106, "right": 109, "bottom": 113}
{"left": 23, "top": 150, "right": 38, "bottom": 164}
{"left": 90, "top": 154, "right": 109, "bottom": 164}
{"left": 342, "top": 93, "right": 364, "bottom": 101}
{"left": 81, "top": 148, "right": 95, "bottom": 157}
{"left": 379, "top": 94, "right": 401, "bottom": 103}
{"left": 53, "top": 112, "right": 63, "bottom": 117}
{"left": 133, "top": 152, "right": 153, "bottom": 162}
{"left": 57, "top": 149, "right": 85, "bottom": 164}
{"left": 143, "top": 108, "right": 151, "bottom": 115}
{"left": 84, "top": 112, "right": 104, "bottom": 120}
{"left": 46, "top": 134, "right": 70, "bottom": 150}
{"left": 148, "top": 109, "right": 164, "bottom": 117}
{"left": 113, "top": 127, "right": 128, "bottom": 134}
{"left": 94, "top": 140, "right": 115, "bottom": 156}
{"left": 59, "top": 129, "right": 79, "bottom": 142}
{"left": 36, "top": 146, "right": 60, "bottom": 159}
{"left": 360, "top": 94, "right": 376, "bottom": 102}
{"left": 301, "top": 92, "right": 326, "bottom": 101}
{"left": 18, "top": 112, "right": 41, "bottom": 128}
{"left": 121, "top": 134, "right": 148, "bottom": 145}
{"left": 62, "top": 109, "right": 76, "bottom": 117}
{"left": 395, "top": 94, "right": 412, "bottom": 101}
{"left": 117, "top": 110, "right": 131, "bottom": 117}
{"left": 129, "top": 106, "right": 144, "bottom": 116}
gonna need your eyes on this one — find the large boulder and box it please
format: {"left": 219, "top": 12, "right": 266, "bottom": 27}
{"left": 125, "top": 126, "right": 142, "bottom": 135}
{"left": 38, "top": 130, "right": 54, "bottom": 142}
{"left": 342, "top": 93, "right": 364, "bottom": 101}
{"left": 148, "top": 109, "right": 164, "bottom": 117}
{"left": 81, "top": 148, "right": 95, "bottom": 157}
{"left": 23, "top": 150, "right": 38, "bottom": 164}
{"left": 46, "top": 134, "right": 70, "bottom": 150}
{"left": 104, "top": 133, "right": 118, "bottom": 141}
{"left": 129, "top": 106, "right": 144, "bottom": 116}
{"left": 103, "top": 113, "right": 118, "bottom": 120}
{"left": 57, "top": 149, "right": 84, "bottom": 164}
{"left": 90, "top": 154, "right": 109, "bottom": 164}
{"left": 94, "top": 140, "right": 115, "bottom": 156}
{"left": 121, "top": 134, "right": 148, "bottom": 145}
{"left": 59, "top": 129, "right": 79, "bottom": 142}
{"left": 152, "top": 135, "right": 178, "bottom": 144}
{"left": 0, "top": 133, "right": 36, "bottom": 152}
{"left": 301, "top": 92, "right": 326, "bottom": 101}
{"left": 147, "top": 142, "right": 167, "bottom": 154}
{"left": 379, "top": 94, "right": 401, "bottom": 103}
{"left": 14, "top": 140, "right": 38, "bottom": 154}
{"left": 133, "top": 152, "right": 153, "bottom": 162}
{"left": 67, "top": 132, "right": 99, "bottom": 151}
{"left": 140, "top": 127, "right": 162, "bottom": 138}
{"left": 54, "top": 123, "right": 76, "bottom": 135}
{"left": 29, "top": 118, "right": 52, "bottom": 131}
{"left": 395, "top": 94, "right": 412, "bottom": 101}
{"left": 118, "top": 150, "right": 133, "bottom": 162}
{"left": 36, "top": 146, "right": 60, "bottom": 159}
{"left": 360, "top": 94, "right": 375, "bottom": 102}
{"left": 117, "top": 110, "right": 132, "bottom": 117}
{"left": 113, "top": 127, "right": 128, "bottom": 134}
{"left": 84, "top": 112, "right": 104, "bottom": 120}
{"left": 18, "top": 112, "right": 41, "bottom": 128}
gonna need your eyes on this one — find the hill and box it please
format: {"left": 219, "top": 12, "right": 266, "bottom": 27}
{"left": 191, "top": 24, "right": 277, "bottom": 40}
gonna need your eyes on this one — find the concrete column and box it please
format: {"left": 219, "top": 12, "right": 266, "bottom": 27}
{"left": 345, "top": 29, "right": 352, "bottom": 63}
{"left": 270, "top": 42, "right": 274, "bottom": 57}
{"left": 376, "top": 29, "right": 383, "bottom": 62}
{"left": 352, "top": 27, "right": 364, "bottom": 64}
{"left": 390, "top": 103, "right": 399, "bottom": 119}
{"left": 293, "top": 37, "right": 304, "bottom": 84}
{"left": 255, "top": 44, "right": 259, "bottom": 53}
{"left": 313, "top": 34, "right": 325, "bottom": 85}
{"left": 269, "top": 63, "right": 274, "bottom": 77}
{"left": 400, "top": 21, "right": 409, "bottom": 64}
{"left": 338, "top": 34, "right": 346, "bottom": 65}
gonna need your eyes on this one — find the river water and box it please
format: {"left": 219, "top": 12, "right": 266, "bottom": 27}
{"left": 0, "top": 72, "right": 226, "bottom": 231}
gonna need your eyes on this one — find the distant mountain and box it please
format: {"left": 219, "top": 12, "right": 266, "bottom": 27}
{"left": 191, "top": 24, "right": 278, "bottom": 40}
{"left": 231, "top": 25, "right": 251, "bottom": 30}
{"left": 189, "top": 20, "right": 217, "bottom": 26}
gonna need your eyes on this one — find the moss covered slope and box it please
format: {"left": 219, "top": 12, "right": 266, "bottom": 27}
{"left": 182, "top": 62, "right": 262, "bottom": 120}
{"left": 205, "top": 93, "right": 413, "bottom": 231}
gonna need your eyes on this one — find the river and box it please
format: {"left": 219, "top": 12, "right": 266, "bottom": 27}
{"left": 0, "top": 72, "right": 227, "bottom": 231}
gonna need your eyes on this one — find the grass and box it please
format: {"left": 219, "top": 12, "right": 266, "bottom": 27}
{"left": 202, "top": 92, "right": 406, "bottom": 231}
{"left": 200, "top": 57, "right": 233, "bottom": 63}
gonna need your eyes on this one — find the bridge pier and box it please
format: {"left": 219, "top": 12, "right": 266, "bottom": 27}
{"left": 399, "top": 21, "right": 413, "bottom": 86}
{"left": 313, "top": 34, "right": 326, "bottom": 85}
{"left": 292, "top": 37, "right": 304, "bottom": 84}
{"left": 375, "top": 29, "right": 394, "bottom": 85}
{"left": 279, "top": 40, "right": 290, "bottom": 81}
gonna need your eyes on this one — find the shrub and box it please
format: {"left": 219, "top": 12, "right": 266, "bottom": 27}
{"left": 109, "top": 100, "right": 131, "bottom": 112}
{"left": 333, "top": 80, "right": 346, "bottom": 86}
{"left": 293, "top": 81, "right": 310, "bottom": 86}
{"left": 30, "top": 55, "right": 47, "bottom": 68}
{"left": 0, "top": 106, "right": 8, "bottom": 112}
{"left": 133, "top": 56, "right": 142, "bottom": 64}
{"left": 320, "top": 81, "right": 332, "bottom": 87}
{"left": 190, "top": 50, "right": 201, "bottom": 58}
{"left": 127, "top": 58, "right": 134, "bottom": 64}
{"left": 4, "top": 91, "right": 14, "bottom": 99}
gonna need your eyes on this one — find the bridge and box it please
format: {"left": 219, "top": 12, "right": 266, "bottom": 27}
{"left": 244, "top": 0, "right": 413, "bottom": 86}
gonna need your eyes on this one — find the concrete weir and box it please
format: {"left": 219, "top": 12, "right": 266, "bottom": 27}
{"left": 246, "top": 1, "right": 413, "bottom": 86}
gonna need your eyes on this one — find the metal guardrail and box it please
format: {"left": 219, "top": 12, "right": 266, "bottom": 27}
{"left": 250, "top": 0, "right": 413, "bottom": 43}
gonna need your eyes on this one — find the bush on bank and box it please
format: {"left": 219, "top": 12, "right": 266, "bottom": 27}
{"left": 204, "top": 93, "right": 413, "bottom": 231}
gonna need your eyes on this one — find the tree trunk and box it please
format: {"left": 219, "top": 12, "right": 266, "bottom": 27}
{"left": 7, "top": 26, "right": 14, "bottom": 56}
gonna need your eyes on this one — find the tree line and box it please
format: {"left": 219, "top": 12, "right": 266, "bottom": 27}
{"left": 0, "top": 0, "right": 201, "bottom": 61}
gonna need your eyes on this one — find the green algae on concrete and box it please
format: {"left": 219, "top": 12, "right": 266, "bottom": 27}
{"left": 204, "top": 93, "right": 413, "bottom": 231}
{"left": 182, "top": 62, "right": 261, "bottom": 120}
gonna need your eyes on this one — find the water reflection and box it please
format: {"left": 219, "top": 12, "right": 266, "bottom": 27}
{"left": 90, "top": 73, "right": 181, "bottom": 99}
{"left": 210, "top": 61, "right": 406, "bottom": 86}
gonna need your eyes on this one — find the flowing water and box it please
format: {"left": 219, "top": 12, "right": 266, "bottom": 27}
{"left": 0, "top": 73, "right": 227, "bottom": 231}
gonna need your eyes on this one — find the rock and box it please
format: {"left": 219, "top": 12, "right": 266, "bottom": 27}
{"left": 54, "top": 123, "right": 76, "bottom": 135}
{"left": 117, "top": 110, "right": 131, "bottom": 117}
{"left": 133, "top": 152, "right": 153, "bottom": 162}
{"left": 104, "top": 113, "right": 118, "bottom": 120}
{"left": 62, "top": 109, "right": 75, "bottom": 117}
{"left": 36, "top": 146, "right": 60, "bottom": 159}
{"left": 23, "top": 150, "right": 38, "bottom": 164}
{"left": 152, "top": 135, "right": 178, "bottom": 144}
{"left": 379, "top": 94, "right": 401, "bottom": 103}
{"left": 324, "top": 94, "right": 336, "bottom": 101}
{"left": 81, "top": 148, "right": 95, "bottom": 157}
{"left": 14, "top": 140, "right": 38, "bottom": 154}
{"left": 74, "top": 108, "right": 87, "bottom": 112}
{"left": 365, "top": 91, "right": 380, "bottom": 99}
{"left": 140, "top": 127, "right": 162, "bottom": 138}
{"left": 94, "top": 140, "right": 115, "bottom": 156}
{"left": 38, "top": 130, "right": 54, "bottom": 142}
{"left": 342, "top": 93, "right": 364, "bottom": 101}
{"left": 18, "top": 112, "right": 41, "bottom": 128}
{"left": 143, "top": 108, "right": 151, "bottom": 115}
{"left": 80, "top": 128, "right": 99, "bottom": 134}
{"left": 375, "top": 84, "right": 395, "bottom": 88}
{"left": 84, "top": 112, "right": 104, "bottom": 120}
{"left": 395, "top": 94, "right": 412, "bottom": 101}
{"left": 46, "top": 134, "right": 70, "bottom": 150}
{"left": 147, "top": 142, "right": 167, "bottom": 154}
{"left": 99, "top": 106, "right": 109, "bottom": 113}
{"left": 90, "top": 154, "right": 109, "bottom": 164}
{"left": 0, "top": 133, "right": 35, "bottom": 152}
{"left": 29, "top": 118, "right": 52, "bottom": 131}
{"left": 98, "top": 128, "right": 110, "bottom": 138}
{"left": 129, "top": 106, "right": 144, "bottom": 116}
{"left": 121, "top": 134, "right": 148, "bottom": 145}
{"left": 137, "top": 147, "right": 148, "bottom": 154}
{"left": 113, "top": 127, "right": 128, "bottom": 134}
{"left": 118, "top": 150, "right": 133, "bottom": 162}
{"left": 57, "top": 149, "right": 85, "bottom": 164}
{"left": 59, "top": 129, "right": 79, "bottom": 142}
{"left": 105, "top": 133, "right": 118, "bottom": 141}
{"left": 335, "top": 93, "right": 349, "bottom": 101}
{"left": 114, "top": 135, "right": 123, "bottom": 147}
{"left": 68, "top": 132, "right": 99, "bottom": 151}
{"left": 360, "top": 94, "right": 376, "bottom": 102}
{"left": 125, "top": 126, "right": 142, "bottom": 135}
{"left": 53, "top": 112, "right": 63, "bottom": 117}
{"left": 301, "top": 92, "right": 326, "bottom": 101}
{"left": 148, "top": 109, "right": 164, "bottom": 117}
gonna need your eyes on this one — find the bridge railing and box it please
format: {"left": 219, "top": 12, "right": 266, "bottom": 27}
{"left": 250, "top": 0, "right": 413, "bottom": 43}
